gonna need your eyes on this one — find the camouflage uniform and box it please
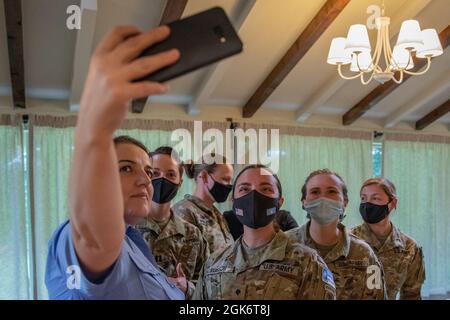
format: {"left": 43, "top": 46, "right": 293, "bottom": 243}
{"left": 172, "top": 194, "right": 234, "bottom": 254}
{"left": 137, "top": 210, "right": 209, "bottom": 282}
{"left": 193, "top": 231, "right": 336, "bottom": 300}
{"left": 351, "top": 223, "right": 426, "bottom": 300}
{"left": 286, "top": 222, "right": 386, "bottom": 300}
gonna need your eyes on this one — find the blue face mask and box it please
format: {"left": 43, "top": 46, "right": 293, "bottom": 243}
{"left": 304, "top": 198, "right": 345, "bottom": 225}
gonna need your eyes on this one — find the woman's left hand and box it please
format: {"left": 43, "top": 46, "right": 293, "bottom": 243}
{"left": 168, "top": 263, "right": 188, "bottom": 295}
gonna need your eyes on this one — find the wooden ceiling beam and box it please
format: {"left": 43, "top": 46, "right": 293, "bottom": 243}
{"left": 384, "top": 73, "right": 450, "bottom": 128}
{"left": 4, "top": 0, "right": 26, "bottom": 109}
{"left": 241, "top": 0, "right": 351, "bottom": 118}
{"left": 415, "top": 98, "right": 450, "bottom": 130}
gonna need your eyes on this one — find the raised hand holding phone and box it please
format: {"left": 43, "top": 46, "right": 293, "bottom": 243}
{"left": 78, "top": 25, "right": 180, "bottom": 138}
{"left": 132, "top": 7, "right": 243, "bottom": 113}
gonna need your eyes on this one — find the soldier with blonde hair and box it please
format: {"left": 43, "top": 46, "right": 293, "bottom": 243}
{"left": 286, "top": 169, "right": 386, "bottom": 300}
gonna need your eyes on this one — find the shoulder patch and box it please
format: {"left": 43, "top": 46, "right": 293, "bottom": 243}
{"left": 322, "top": 267, "right": 335, "bottom": 289}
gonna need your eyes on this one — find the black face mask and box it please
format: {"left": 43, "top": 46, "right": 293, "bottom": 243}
{"left": 233, "top": 190, "right": 279, "bottom": 229}
{"left": 208, "top": 175, "right": 232, "bottom": 203}
{"left": 152, "top": 178, "right": 179, "bottom": 204}
{"left": 359, "top": 202, "right": 390, "bottom": 224}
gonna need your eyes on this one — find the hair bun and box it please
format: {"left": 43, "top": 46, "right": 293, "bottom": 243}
{"left": 183, "top": 160, "right": 195, "bottom": 179}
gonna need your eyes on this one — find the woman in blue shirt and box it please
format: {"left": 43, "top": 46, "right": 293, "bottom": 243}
{"left": 45, "top": 25, "right": 183, "bottom": 299}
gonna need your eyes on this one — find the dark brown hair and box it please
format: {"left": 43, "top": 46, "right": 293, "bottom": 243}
{"left": 149, "top": 146, "right": 183, "bottom": 177}
{"left": 113, "top": 135, "right": 149, "bottom": 155}
{"left": 231, "top": 164, "right": 282, "bottom": 200}
{"left": 301, "top": 168, "right": 348, "bottom": 202}
{"left": 183, "top": 153, "right": 230, "bottom": 180}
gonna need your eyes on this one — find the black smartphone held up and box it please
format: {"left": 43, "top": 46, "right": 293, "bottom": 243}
{"left": 133, "top": 7, "right": 243, "bottom": 113}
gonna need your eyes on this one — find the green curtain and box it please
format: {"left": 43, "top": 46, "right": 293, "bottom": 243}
{"left": 277, "top": 134, "right": 373, "bottom": 227}
{"left": 0, "top": 123, "right": 29, "bottom": 299}
{"left": 32, "top": 126, "right": 75, "bottom": 299}
{"left": 384, "top": 140, "right": 450, "bottom": 297}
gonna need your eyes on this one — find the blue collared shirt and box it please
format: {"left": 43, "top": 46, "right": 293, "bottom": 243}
{"left": 45, "top": 220, "right": 185, "bottom": 300}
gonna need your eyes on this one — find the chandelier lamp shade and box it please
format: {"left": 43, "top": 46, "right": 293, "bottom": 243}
{"left": 327, "top": 10, "right": 443, "bottom": 85}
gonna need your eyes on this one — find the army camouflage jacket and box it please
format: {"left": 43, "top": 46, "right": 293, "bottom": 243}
{"left": 193, "top": 231, "right": 336, "bottom": 300}
{"left": 172, "top": 194, "right": 234, "bottom": 254}
{"left": 137, "top": 211, "right": 209, "bottom": 282}
{"left": 351, "top": 222, "right": 426, "bottom": 300}
{"left": 286, "top": 222, "right": 387, "bottom": 300}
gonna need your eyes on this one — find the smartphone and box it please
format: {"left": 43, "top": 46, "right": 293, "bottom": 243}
{"left": 132, "top": 7, "right": 243, "bottom": 113}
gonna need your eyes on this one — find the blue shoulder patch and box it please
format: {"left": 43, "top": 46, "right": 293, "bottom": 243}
{"left": 322, "top": 267, "right": 335, "bottom": 288}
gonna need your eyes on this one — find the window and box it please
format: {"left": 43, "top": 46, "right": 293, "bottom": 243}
{"left": 372, "top": 141, "right": 383, "bottom": 177}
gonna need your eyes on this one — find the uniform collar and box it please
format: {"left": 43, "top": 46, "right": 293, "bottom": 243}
{"left": 227, "top": 231, "right": 288, "bottom": 272}
{"left": 390, "top": 224, "right": 406, "bottom": 248}
{"left": 305, "top": 221, "right": 351, "bottom": 263}
{"left": 380, "top": 223, "right": 405, "bottom": 251}
{"left": 361, "top": 222, "right": 405, "bottom": 251}
{"left": 184, "top": 194, "right": 230, "bottom": 236}
{"left": 184, "top": 194, "right": 215, "bottom": 214}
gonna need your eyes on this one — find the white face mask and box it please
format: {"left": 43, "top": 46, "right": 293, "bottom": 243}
{"left": 305, "top": 197, "right": 344, "bottom": 225}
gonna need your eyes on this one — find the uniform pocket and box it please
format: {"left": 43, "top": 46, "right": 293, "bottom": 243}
{"left": 203, "top": 270, "right": 227, "bottom": 300}
{"left": 178, "top": 239, "right": 201, "bottom": 279}
{"left": 263, "top": 273, "right": 298, "bottom": 300}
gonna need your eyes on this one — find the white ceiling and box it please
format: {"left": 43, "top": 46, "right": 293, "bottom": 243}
{"left": 0, "top": 0, "right": 449, "bottom": 132}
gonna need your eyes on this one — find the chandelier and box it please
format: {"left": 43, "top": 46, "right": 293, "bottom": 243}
{"left": 327, "top": 3, "right": 443, "bottom": 85}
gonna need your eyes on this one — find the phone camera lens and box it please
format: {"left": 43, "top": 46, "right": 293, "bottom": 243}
{"left": 214, "top": 26, "right": 226, "bottom": 43}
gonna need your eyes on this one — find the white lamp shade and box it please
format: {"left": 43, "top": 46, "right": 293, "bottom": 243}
{"left": 416, "top": 29, "right": 443, "bottom": 58}
{"left": 327, "top": 37, "right": 352, "bottom": 65}
{"left": 344, "top": 24, "right": 371, "bottom": 54}
{"left": 391, "top": 46, "right": 414, "bottom": 70}
{"left": 396, "top": 20, "right": 423, "bottom": 51}
{"left": 350, "top": 52, "right": 373, "bottom": 72}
